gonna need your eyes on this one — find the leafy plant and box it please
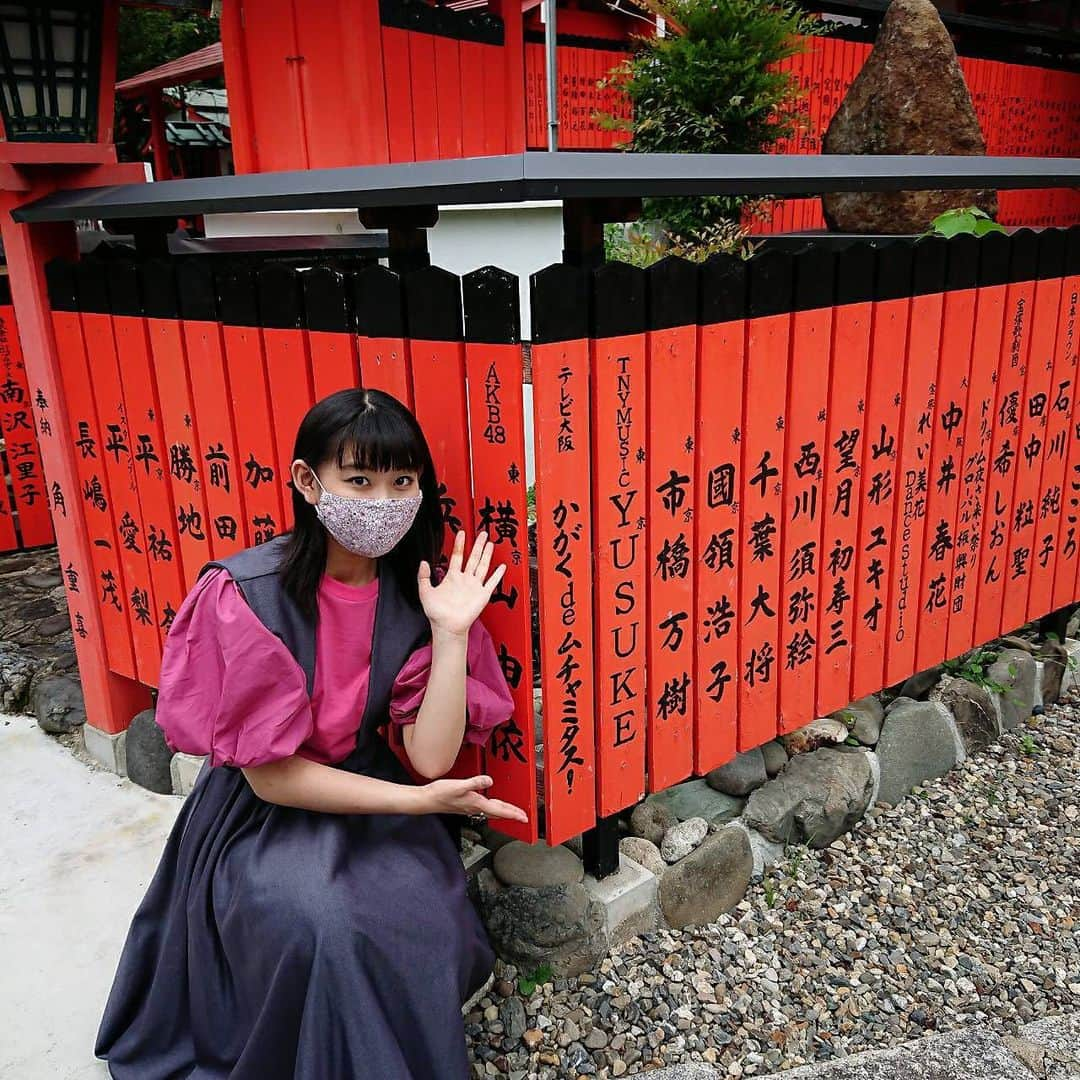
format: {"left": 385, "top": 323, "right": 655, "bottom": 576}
{"left": 603, "top": 220, "right": 761, "bottom": 265}
{"left": 599, "top": 0, "right": 826, "bottom": 241}
{"left": 1018, "top": 733, "right": 1040, "bottom": 757}
{"left": 923, "top": 206, "right": 1007, "bottom": 239}
{"left": 762, "top": 874, "right": 777, "bottom": 909}
{"left": 517, "top": 963, "right": 553, "bottom": 996}
{"left": 942, "top": 648, "right": 1006, "bottom": 694}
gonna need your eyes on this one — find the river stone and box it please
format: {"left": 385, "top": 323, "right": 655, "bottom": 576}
{"left": 660, "top": 817, "right": 708, "bottom": 863}
{"left": 619, "top": 835, "right": 667, "bottom": 879}
{"left": 931, "top": 675, "right": 999, "bottom": 754}
{"left": 821, "top": 0, "right": 996, "bottom": 233}
{"left": 897, "top": 663, "right": 945, "bottom": 701}
{"left": 781, "top": 717, "right": 848, "bottom": 756}
{"left": 629, "top": 797, "right": 678, "bottom": 846}
{"left": 658, "top": 826, "right": 753, "bottom": 930}
{"left": 761, "top": 739, "right": 788, "bottom": 776}
{"left": 0, "top": 641, "right": 36, "bottom": 712}
{"left": 493, "top": 840, "right": 584, "bottom": 888}
{"left": 875, "top": 699, "right": 959, "bottom": 805}
{"left": 124, "top": 708, "right": 174, "bottom": 794}
{"left": 30, "top": 673, "right": 87, "bottom": 735}
{"left": 987, "top": 648, "right": 1037, "bottom": 730}
{"left": 833, "top": 695, "right": 885, "bottom": 746}
{"left": 741, "top": 748, "right": 875, "bottom": 849}
{"left": 1036, "top": 639, "right": 1068, "bottom": 704}
{"left": 645, "top": 778, "right": 744, "bottom": 827}
{"left": 705, "top": 747, "right": 767, "bottom": 796}
{"left": 477, "top": 869, "right": 607, "bottom": 977}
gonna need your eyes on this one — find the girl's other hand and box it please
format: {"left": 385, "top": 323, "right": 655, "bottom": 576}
{"left": 417, "top": 530, "right": 506, "bottom": 638}
{"left": 422, "top": 774, "right": 529, "bottom": 823}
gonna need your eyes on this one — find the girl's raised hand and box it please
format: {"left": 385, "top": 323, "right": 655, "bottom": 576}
{"left": 422, "top": 774, "right": 529, "bottom": 824}
{"left": 417, "top": 530, "right": 506, "bottom": 638}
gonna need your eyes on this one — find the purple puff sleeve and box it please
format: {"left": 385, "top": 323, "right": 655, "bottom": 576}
{"left": 389, "top": 618, "right": 515, "bottom": 746}
{"left": 157, "top": 567, "right": 315, "bottom": 769}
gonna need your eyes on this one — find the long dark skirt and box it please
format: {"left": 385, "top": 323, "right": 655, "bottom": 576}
{"left": 95, "top": 757, "right": 494, "bottom": 1079}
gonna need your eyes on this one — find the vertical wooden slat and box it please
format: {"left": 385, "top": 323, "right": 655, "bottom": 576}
{"left": 352, "top": 265, "right": 413, "bottom": 406}
{"left": 217, "top": 263, "right": 287, "bottom": 548}
{"left": 884, "top": 237, "right": 947, "bottom": 685}
{"left": 974, "top": 230, "right": 1039, "bottom": 644}
{"left": 178, "top": 260, "right": 248, "bottom": 559}
{"left": 1031, "top": 230, "right": 1076, "bottom": 618}
{"left": 947, "top": 232, "right": 1011, "bottom": 658}
{"left": 915, "top": 234, "right": 978, "bottom": 671}
{"left": 646, "top": 258, "right": 698, "bottom": 790}
{"left": 1052, "top": 228, "right": 1080, "bottom": 610}
{"left": 402, "top": 264, "right": 480, "bottom": 780}
{"left": 817, "top": 243, "right": 874, "bottom": 714}
{"left": 106, "top": 260, "right": 185, "bottom": 667}
{"left": 852, "top": 243, "right": 911, "bottom": 699}
{"left": 0, "top": 285, "right": 50, "bottom": 548}
{"left": 303, "top": 265, "right": 359, "bottom": 400}
{"left": 780, "top": 248, "right": 832, "bottom": 730}
{"left": 462, "top": 267, "right": 538, "bottom": 843}
{"left": 258, "top": 262, "right": 315, "bottom": 517}
{"left": 590, "top": 263, "right": 648, "bottom": 817}
{"left": 1003, "top": 230, "right": 1065, "bottom": 627}
{"left": 695, "top": 255, "right": 746, "bottom": 766}
{"left": 739, "top": 253, "right": 792, "bottom": 750}
{"left": 141, "top": 259, "right": 212, "bottom": 593}
{"left": 531, "top": 263, "right": 597, "bottom": 843}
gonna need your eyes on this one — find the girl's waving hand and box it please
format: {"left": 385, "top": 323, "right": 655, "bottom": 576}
{"left": 417, "top": 530, "right": 506, "bottom": 638}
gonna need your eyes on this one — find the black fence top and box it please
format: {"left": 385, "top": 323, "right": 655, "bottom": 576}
{"left": 12, "top": 152, "right": 1080, "bottom": 224}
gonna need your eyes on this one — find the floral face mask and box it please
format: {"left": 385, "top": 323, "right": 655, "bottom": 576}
{"left": 305, "top": 465, "right": 422, "bottom": 558}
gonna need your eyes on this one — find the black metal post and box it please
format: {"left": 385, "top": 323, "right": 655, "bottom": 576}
{"left": 358, "top": 205, "right": 437, "bottom": 273}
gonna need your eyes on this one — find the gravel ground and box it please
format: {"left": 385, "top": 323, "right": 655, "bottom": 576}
{"left": 466, "top": 694, "right": 1080, "bottom": 1078}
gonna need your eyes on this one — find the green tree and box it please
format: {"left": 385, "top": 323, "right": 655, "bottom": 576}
{"left": 117, "top": 7, "right": 220, "bottom": 82}
{"left": 605, "top": 0, "right": 825, "bottom": 240}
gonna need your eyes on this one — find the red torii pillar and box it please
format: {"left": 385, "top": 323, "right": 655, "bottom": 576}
{"left": 0, "top": 0, "right": 151, "bottom": 765}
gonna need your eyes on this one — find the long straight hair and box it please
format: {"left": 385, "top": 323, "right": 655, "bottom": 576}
{"left": 279, "top": 388, "right": 444, "bottom": 620}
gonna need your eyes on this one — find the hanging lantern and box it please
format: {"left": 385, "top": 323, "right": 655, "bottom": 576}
{"left": 0, "top": 1, "right": 104, "bottom": 142}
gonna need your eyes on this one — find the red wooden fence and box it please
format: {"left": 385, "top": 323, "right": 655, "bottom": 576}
{"left": 0, "top": 276, "right": 53, "bottom": 554}
{"left": 42, "top": 225, "right": 1080, "bottom": 846}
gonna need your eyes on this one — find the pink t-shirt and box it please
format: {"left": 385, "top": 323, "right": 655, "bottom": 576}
{"left": 157, "top": 566, "right": 515, "bottom": 769}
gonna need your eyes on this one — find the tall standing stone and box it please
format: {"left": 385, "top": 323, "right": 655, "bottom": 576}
{"left": 821, "top": 0, "right": 997, "bottom": 233}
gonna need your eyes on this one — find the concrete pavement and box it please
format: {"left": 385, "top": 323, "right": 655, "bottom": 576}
{"left": 0, "top": 712, "right": 181, "bottom": 1080}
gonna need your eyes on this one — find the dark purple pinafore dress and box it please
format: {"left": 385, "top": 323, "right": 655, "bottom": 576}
{"left": 95, "top": 537, "right": 494, "bottom": 1079}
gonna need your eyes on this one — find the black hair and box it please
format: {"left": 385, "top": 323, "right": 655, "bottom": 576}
{"left": 279, "top": 388, "right": 444, "bottom": 620}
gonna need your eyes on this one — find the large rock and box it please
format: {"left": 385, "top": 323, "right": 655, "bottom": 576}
{"left": 741, "top": 748, "right": 875, "bottom": 849}
{"left": 660, "top": 817, "right": 708, "bottom": 864}
{"left": 30, "top": 673, "right": 86, "bottom": 735}
{"left": 821, "top": 0, "right": 997, "bottom": 233}
{"left": 705, "top": 747, "right": 768, "bottom": 796}
{"left": 477, "top": 869, "right": 607, "bottom": 977}
{"left": 619, "top": 835, "right": 667, "bottom": 879}
{"left": 987, "top": 648, "right": 1037, "bottom": 730}
{"left": 629, "top": 797, "right": 678, "bottom": 846}
{"left": 658, "top": 827, "right": 753, "bottom": 930}
{"left": 930, "top": 675, "right": 999, "bottom": 754}
{"left": 896, "top": 664, "right": 945, "bottom": 701}
{"left": 493, "top": 840, "right": 584, "bottom": 888}
{"left": 643, "top": 779, "right": 744, "bottom": 827}
{"left": 761, "top": 740, "right": 788, "bottom": 777}
{"left": 1036, "top": 639, "right": 1068, "bottom": 705}
{"left": 780, "top": 717, "right": 848, "bottom": 756}
{"left": 832, "top": 695, "right": 885, "bottom": 746}
{"left": 875, "top": 699, "right": 959, "bottom": 805}
{"left": 124, "top": 708, "right": 174, "bottom": 794}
